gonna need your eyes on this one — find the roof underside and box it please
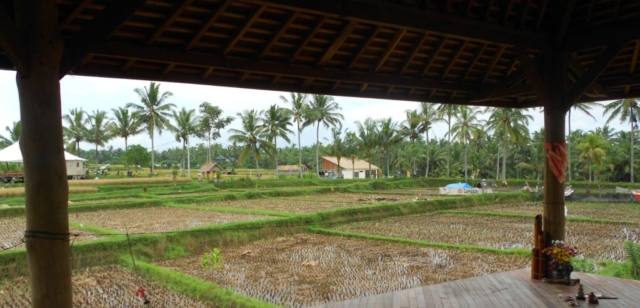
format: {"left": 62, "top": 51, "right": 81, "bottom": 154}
{"left": 1, "top": 0, "right": 640, "bottom": 108}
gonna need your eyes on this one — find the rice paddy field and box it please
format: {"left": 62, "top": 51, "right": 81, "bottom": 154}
{"left": 1, "top": 178, "right": 639, "bottom": 307}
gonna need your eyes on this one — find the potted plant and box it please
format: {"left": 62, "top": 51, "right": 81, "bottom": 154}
{"left": 542, "top": 240, "right": 579, "bottom": 285}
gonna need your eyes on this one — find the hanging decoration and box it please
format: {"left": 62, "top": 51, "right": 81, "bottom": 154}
{"left": 544, "top": 141, "right": 567, "bottom": 183}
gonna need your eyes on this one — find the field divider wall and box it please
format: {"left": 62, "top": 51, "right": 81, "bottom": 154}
{"left": 165, "top": 203, "right": 296, "bottom": 218}
{"left": 439, "top": 210, "right": 640, "bottom": 225}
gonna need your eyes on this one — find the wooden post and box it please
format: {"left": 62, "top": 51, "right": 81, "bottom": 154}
{"left": 543, "top": 52, "right": 568, "bottom": 246}
{"left": 14, "top": 1, "right": 72, "bottom": 307}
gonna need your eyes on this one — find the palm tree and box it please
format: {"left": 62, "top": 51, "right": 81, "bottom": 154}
{"left": 305, "top": 94, "right": 344, "bottom": 177}
{"left": 280, "top": 93, "right": 309, "bottom": 179}
{"left": 577, "top": 133, "right": 609, "bottom": 182}
{"left": 228, "top": 109, "right": 274, "bottom": 178}
{"left": 451, "top": 106, "right": 483, "bottom": 183}
{"left": 419, "top": 102, "right": 440, "bottom": 177}
{"left": 86, "top": 110, "right": 113, "bottom": 164}
{"left": 111, "top": 107, "right": 144, "bottom": 171}
{"left": 128, "top": 82, "right": 176, "bottom": 174}
{"left": 567, "top": 102, "right": 602, "bottom": 181}
{"left": 323, "top": 127, "right": 346, "bottom": 177}
{"left": 603, "top": 98, "right": 640, "bottom": 182}
{"left": 0, "top": 121, "right": 21, "bottom": 147}
{"left": 62, "top": 108, "right": 89, "bottom": 156}
{"left": 377, "top": 118, "right": 403, "bottom": 177}
{"left": 171, "top": 107, "right": 200, "bottom": 176}
{"left": 436, "top": 104, "right": 460, "bottom": 177}
{"left": 260, "top": 104, "right": 293, "bottom": 177}
{"left": 343, "top": 130, "right": 360, "bottom": 178}
{"left": 400, "top": 110, "right": 424, "bottom": 175}
{"left": 485, "top": 108, "right": 533, "bottom": 181}
{"left": 355, "top": 118, "right": 378, "bottom": 178}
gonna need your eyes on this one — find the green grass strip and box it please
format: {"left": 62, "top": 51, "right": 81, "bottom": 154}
{"left": 120, "top": 258, "right": 280, "bottom": 308}
{"left": 438, "top": 210, "right": 640, "bottom": 225}
{"left": 165, "top": 203, "right": 296, "bottom": 218}
{"left": 308, "top": 227, "right": 530, "bottom": 256}
{"left": 69, "top": 221, "right": 122, "bottom": 235}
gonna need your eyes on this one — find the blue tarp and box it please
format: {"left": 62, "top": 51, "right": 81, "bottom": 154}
{"left": 445, "top": 183, "right": 472, "bottom": 188}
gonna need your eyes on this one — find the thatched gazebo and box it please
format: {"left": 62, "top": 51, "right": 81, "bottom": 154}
{"left": 198, "top": 162, "right": 223, "bottom": 180}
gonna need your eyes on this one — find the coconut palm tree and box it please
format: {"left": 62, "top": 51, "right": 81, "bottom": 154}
{"left": 279, "top": 92, "right": 309, "bottom": 179}
{"left": 260, "top": 104, "right": 293, "bottom": 177}
{"left": 128, "top": 82, "right": 176, "bottom": 174}
{"left": 62, "top": 108, "right": 89, "bottom": 156}
{"left": 400, "top": 110, "right": 424, "bottom": 175}
{"left": 603, "top": 98, "right": 640, "bottom": 182}
{"left": 419, "top": 102, "right": 440, "bottom": 177}
{"left": 228, "top": 109, "right": 274, "bottom": 178}
{"left": 577, "top": 133, "right": 609, "bottom": 182}
{"left": 343, "top": 130, "right": 360, "bottom": 178}
{"left": 323, "top": 127, "right": 346, "bottom": 177}
{"left": 111, "top": 107, "right": 144, "bottom": 171}
{"left": 485, "top": 108, "right": 533, "bottom": 181}
{"left": 171, "top": 107, "right": 200, "bottom": 176}
{"left": 0, "top": 121, "right": 21, "bottom": 147}
{"left": 567, "top": 102, "right": 602, "bottom": 181}
{"left": 86, "top": 110, "right": 114, "bottom": 164}
{"left": 377, "top": 117, "right": 403, "bottom": 177}
{"left": 355, "top": 118, "right": 378, "bottom": 178}
{"left": 436, "top": 104, "right": 460, "bottom": 177}
{"left": 451, "top": 106, "right": 483, "bottom": 183}
{"left": 305, "top": 94, "right": 344, "bottom": 177}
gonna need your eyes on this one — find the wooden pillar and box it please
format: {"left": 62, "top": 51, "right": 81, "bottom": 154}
{"left": 542, "top": 52, "right": 569, "bottom": 245}
{"left": 14, "top": 1, "right": 72, "bottom": 307}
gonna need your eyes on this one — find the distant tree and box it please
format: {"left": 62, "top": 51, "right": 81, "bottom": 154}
{"left": 305, "top": 94, "right": 344, "bottom": 176}
{"left": 62, "top": 108, "right": 89, "bottom": 155}
{"left": 111, "top": 107, "right": 144, "bottom": 171}
{"left": 436, "top": 104, "right": 460, "bottom": 177}
{"left": 603, "top": 98, "right": 640, "bottom": 182}
{"left": 126, "top": 144, "right": 151, "bottom": 171}
{"left": 0, "top": 121, "right": 20, "bottom": 147}
{"left": 343, "top": 130, "right": 360, "bottom": 178}
{"left": 128, "top": 82, "right": 176, "bottom": 174}
{"left": 400, "top": 110, "right": 424, "bottom": 175}
{"left": 376, "top": 118, "right": 402, "bottom": 177}
{"left": 171, "top": 107, "right": 200, "bottom": 176}
{"left": 355, "top": 118, "right": 378, "bottom": 178}
{"left": 451, "top": 106, "right": 483, "bottom": 183}
{"left": 228, "top": 110, "right": 274, "bottom": 178}
{"left": 86, "top": 110, "right": 114, "bottom": 164}
{"left": 280, "top": 92, "right": 309, "bottom": 178}
{"left": 198, "top": 102, "right": 234, "bottom": 163}
{"left": 323, "top": 127, "right": 346, "bottom": 177}
{"left": 485, "top": 108, "right": 532, "bottom": 181}
{"left": 567, "top": 102, "right": 602, "bottom": 181}
{"left": 577, "top": 133, "right": 609, "bottom": 183}
{"left": 259, "top": 104, "right": 293, "bottom": 177}
{"left": 419, "top": 102, "right": 440, "bottom": 177}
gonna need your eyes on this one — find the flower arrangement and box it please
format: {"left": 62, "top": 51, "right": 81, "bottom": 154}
{"left": 542, "top": 240, "right": 579, "bottom": 270}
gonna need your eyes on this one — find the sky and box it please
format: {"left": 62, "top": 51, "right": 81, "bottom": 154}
{"left": 0, "top": 70, "right": 627, "bottom": 154}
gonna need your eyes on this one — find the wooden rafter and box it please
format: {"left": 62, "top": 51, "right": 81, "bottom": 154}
{"left": 61, "top": 0, "right": 92, "bottom": 26}
{"left": 555, "top": 0, "right": 576, "bottom": 44}
{"left": 422, "top": 38, "right": 447, "bottom": 77}
{"left": 258, "top": 11, "right": 299, "bottom": 59}
{"left": 519, "top": 0, "right": 530, "bottom": 28}
{"left": 238, "top": 0, "right": 551, "bottom": 50}
{"left": 92, "top": 42, "right": 481, "bottom": 93}
{"left": 290, "top": 16, "right": 327, "bottom": 63}
{"left": 441, "top": 41, "right": 467, "bottom": 79}
{"left": 561, "top": 19, "right": 640, "bottom": 51}
{"left": 59, "top": 0, "right": 147, "bottom": 78}
{"left": 470, "top": 70, "right": 526, "bottom": 101}
{"left": 222, "top": 6, "right": 266, "bottom": 55}
{"left": 584, "top": 0, "right": 596, "bottom": 25}
{"left": 461, "top": 43, "right": 487, "bottom": 81}
{"left": 147, "top": 0, "right": 194, "bottom": 45}
{"left": 373, "top": 29, "right": 406, "bottom": 73}
{"left": 399, "top": 33, "right": 428, "bottom": 76}
{"left": 566, "top": 41, "right": 627, "bottom": 103}
{"left": 597, "top": 74, "right": 640, "bottom": 88}
{"left": 535, "top": 0, "right": 549, "bottom": 30}
{"left": 567, "top": 57, "right": 607, "bottom": 96}
{"left": 481, "top": 45, "right": 506, "bottom": 83}
{"left": 318, "top": 21, "right": 358, "bottom": 66}
{"left": 348, "top": 26, "right": 381, "bottom": 71}
{"left": 202, "top": 67, "right": 214, "bottom": 78}
{"left": 0, "top": 2, "right": 28, "bottom": 76}
{"left": 185, "top": 0, "right": 231, "bottom": 50}
{"left": 514, "top": 47, "right": 548, "bottom": 102}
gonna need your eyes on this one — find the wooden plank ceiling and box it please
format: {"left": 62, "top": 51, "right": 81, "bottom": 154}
{"left": 1, "top": 0, "right": 640, "bottom": 108}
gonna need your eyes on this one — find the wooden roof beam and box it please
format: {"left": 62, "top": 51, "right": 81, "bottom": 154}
{"left": 61, "top": 0, "right": 92, "bottom": 26}
{"left": 399, "top": 33, "right": 428, "bottom": 76}
{"left": 373, "top": 29, "right": 406, "bottom": 73}
{"left": 421, "top": 38, "right": 447, "bottom": 77}
{"left": 441, "top": 41, "right": 467, "bottom": 79}
{"left": 566, "top": 41, "right": 627, "bottom": 104}
{"left": 259, "top": 11, "right": 299, "bottom": 60}
{"left": 59, "top": 0, "right": 147, "bottom": 78}
{"left": 470, "top": 70, "right": 526, "bottom": 102}
{"left": 185, "top": 0, "right": 231, "bottom": 51}
{"left": 567, "top": 57, "right": 608, "bottom": 96}
{"left": 147, "top": 0, "right": 194, "bottom": 45}
{"left": 238, "top": 0, "right": 551, "bottom": 51}
{"left": 561, "top": 19, "right": 640, "bottom": 51}
{"left": 348, "top": 26, "right": 381, "bottom": 71}
{"left": 223, "top": 6, "right": 266, "bottom": 55}
{"left": 317, "top": 21, "right": 357, "bottom": 66}
{"left": 92, "top": 42, "right": 481, "bottom": 93}
{"left": 514, "top": 47, "right": 548, "bottom": 102}
{"left": 0, "top": 2, "right": 28, "bottom": 76}
{"left": 290, "top": 16, "right": 327, "bottom": 63}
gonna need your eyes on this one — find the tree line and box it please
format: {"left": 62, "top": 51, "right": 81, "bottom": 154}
{"left": 1, "top": 82, "right": 639, "bottom": 183}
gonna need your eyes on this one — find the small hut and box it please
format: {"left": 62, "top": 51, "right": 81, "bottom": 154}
{"left": 276, "top": 164, "right": 307, "bottom": 176}
{"left": 199, "top": 162, "right": 223, "bottom": 180}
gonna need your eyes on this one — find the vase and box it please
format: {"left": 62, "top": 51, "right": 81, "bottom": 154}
{"left": 562, "top": 263, "right": 573, "bottom": 285}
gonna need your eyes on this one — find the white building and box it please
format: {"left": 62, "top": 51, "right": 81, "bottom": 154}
{"left": 321, "top": 156, "right": 379, "bottom": 179}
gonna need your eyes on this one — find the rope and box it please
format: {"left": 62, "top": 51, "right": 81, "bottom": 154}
{"left": 24, "top": 230, "right": 70, "bottom": 241}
